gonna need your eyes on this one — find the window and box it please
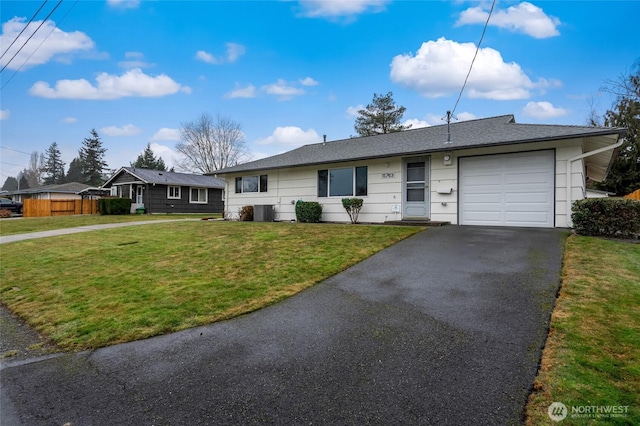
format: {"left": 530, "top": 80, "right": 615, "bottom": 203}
{"left": 190, "top": 187, "right": 208, "bottom": 203}
{"left": 318, "top": 166, "right": 367, "bottom": 197}
{"left": 167, "top": 186, "right": 181, "bottom": 199}
{"left": 235, "top": 175, "right": 268, "bottom": 193}
{"left": 110, "top": 187, "right": 118, "bottom": 197}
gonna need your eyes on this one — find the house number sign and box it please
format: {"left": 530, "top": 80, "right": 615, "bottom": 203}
{"left": 382, "top": 173, "right": 394, "bottom": 179}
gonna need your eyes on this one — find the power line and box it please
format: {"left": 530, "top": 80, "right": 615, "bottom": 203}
{"left": 0, "top": 146, "right": 32, "bottom": 155}
{"left": 0, "top": 0, "right": 49, "bottom": 61}
{"left": 1, "top": 0, "right": 78, "bottom": 91}
{"left": 0, "top": 0, "right": 64, "bottom": 74}
{"left": 450, "top": 0, "right": 496, "bottom": 117}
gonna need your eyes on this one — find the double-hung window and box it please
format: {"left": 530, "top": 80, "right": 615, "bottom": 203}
{"left": 235, "top": 175, "right": 268, "bottom": 193}
{"left": 318, "top": 166, "right": 367, "bottom": 197}
{"left": 167, "top": 186, "right": 181, "bottom": 199}
{"left": 190, "top": 187, "right": 208, "bottom": 204}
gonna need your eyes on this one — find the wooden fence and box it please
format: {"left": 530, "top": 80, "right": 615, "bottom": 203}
{"left": 624, "top": 188, "right": 640, "bottom": 201}
{"left": 23, "top": 199, "right": 99, "bottom": 218}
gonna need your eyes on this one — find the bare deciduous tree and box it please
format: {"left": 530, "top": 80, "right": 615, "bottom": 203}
{"left": 176, "top": 113, "right": 249, "bottom": 173}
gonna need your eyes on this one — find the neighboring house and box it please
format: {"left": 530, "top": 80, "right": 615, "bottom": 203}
{"left": 3, "top": 182, "right": 103, "bottom": 202}
{"left": 102, "top": 167, "right": 225, "bottom": 214}
{"left": 215, "top": 115, "right": 625, "bottom": 228}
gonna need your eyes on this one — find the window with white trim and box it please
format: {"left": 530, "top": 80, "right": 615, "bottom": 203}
{"left": 167, "top": 186, "right": 181, "bottom": 199}
{"left": 190, "top": 187, "right": 208, "bottom": 203}
{"left": 318, "top": 166, "right": 367, "bottom": 197}
{"left": 110, "top": 187, "right": 118, "bottom": 197}
{"left": 235, "top": 175, "right": 268, "bottom": 193}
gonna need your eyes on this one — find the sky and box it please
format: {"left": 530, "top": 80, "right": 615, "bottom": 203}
{"left": 1, "top": 0, "right": 638, "bottom": 183}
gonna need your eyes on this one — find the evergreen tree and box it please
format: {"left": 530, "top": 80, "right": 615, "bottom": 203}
{"left": 43, "top": 142, "right": 66, "bottom": 185}
{"left": 66, "top": 157, "right": 84, "bottom": 183}
{"left": 354, "top": 92, "right": 411, "bottom": 137}
{"left": 131, "top": 143, "right": 167, "bottom": 170}
{"left": 18, "top": 175, "right": 29, "bottom": 190}
{"left": 1, "top": 176, "right": 19, "bottom": 191}
{"left": 593, "top": 62, "right": 640, "bottom": 195}
{"left": 79, "top": 129, "right": 108, "bottom": 186}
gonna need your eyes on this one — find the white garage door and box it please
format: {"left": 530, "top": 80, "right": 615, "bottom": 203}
{"left": 459, "top": 150, "right": 555, "bottom": 228}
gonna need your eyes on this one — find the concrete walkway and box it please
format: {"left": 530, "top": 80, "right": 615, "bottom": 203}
{"left": 0, "top": 226, "right": 566, "bottom": 425}
{"left": 0, "top": 219, "right": 199, "bottom": 244}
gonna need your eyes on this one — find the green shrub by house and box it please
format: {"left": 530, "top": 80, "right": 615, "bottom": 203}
{"left": 342, "top": 198, "right": 363, "bottom": 224}
{"left": 572, "top": 198, "right": 640, "bottom": 238}
{"left": 295, "top": 200, "right": 322, "bottom": 223}
{"left": 98, "top": 198, "right": 132, "bottom": 215}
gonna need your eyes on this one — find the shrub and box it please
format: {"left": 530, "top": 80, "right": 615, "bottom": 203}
{"left": 238, "top": 205, "right": 254, "bottom": 221}
{"left": 572, "top": 198, "right": 640, "bottom": 238}
{"left": 98, "top": 198, "right": 132, "bottom": 215}
{"left": 0, "top": 209, "right": 11, "bottom": 219}
{"left": 295, "top": 200, "right": 322, "bottom": 223}
{"left": 342, "top": 198, "right": 363, "bottom": 224}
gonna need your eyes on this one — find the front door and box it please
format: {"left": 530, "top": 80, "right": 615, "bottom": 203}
{"left": 136, "top": 186, "right": 144, "bottom": 204}
{"left": 403, "top": 158, "right": 430, "bottom": 219}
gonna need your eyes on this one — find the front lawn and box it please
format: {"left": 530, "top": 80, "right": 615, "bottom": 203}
{"left": 0, "top": 221, "right": 421, "bottom": 351}
{"left": 0, "top": 214, "right": 219, "bottom": 236}
{"left": 526, "top": 236, "right": 640, "bottom": 425}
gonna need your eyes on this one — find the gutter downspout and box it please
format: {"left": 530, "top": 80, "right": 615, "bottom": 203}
{"left": 566, "top": 138, "right": 624, "bottom": 227}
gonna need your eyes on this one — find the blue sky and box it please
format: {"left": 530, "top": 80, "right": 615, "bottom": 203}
{"left": 1, "top": 0, "right": 638, "bottom": 181}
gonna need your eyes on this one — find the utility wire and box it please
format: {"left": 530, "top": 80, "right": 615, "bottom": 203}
{"left": 0, "top": 0, "right": 49, "bottom": 61}
{"left": 450, "top": 0, "right": 496, "bottom": 117}
{"left": 0, "top": 146, "right": 33, "bottom": 155}
{"left": 1, "top": 1, "right": 78, "bottom": 91}
{"left": 0, "top": 0, "right": 64, "bottom": 74}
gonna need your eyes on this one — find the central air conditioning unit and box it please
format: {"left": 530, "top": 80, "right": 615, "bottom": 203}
{"left": 254, "top": 205, "right": 274, "bottom": 222}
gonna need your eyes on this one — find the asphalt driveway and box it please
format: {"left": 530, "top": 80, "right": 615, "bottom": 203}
{"left": 0, "top": 225, "right": 566, "bottom": 425}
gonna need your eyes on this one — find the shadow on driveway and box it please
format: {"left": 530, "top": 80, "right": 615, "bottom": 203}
{"left": 0, "top": 226, "right": 567, "bottom": 425}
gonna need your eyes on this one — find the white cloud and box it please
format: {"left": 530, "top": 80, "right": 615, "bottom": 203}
{"left": 262, "top": 79, "right": 305, "bottom": 100}
{"left": 346, "top": 104, "right": 364, "bottom": 117}
{"left": 522, "top": 101, "right": 568, "bottom": 119}
{"left": 150, "top": 128, "right": 181, "bottom": 141}
{"left": 225, "top": 84, "right": 257, "bottom": 99}
{"left": 195, "top": 50, "right": 222, "bottom": 64}
{"left": 107, "top": 0, "right": 140, "bottom": 9}
{"left": 390, "top": 37, "right": 539, "bottom": 100}
{"left": 300, "top": 77, "right": 319, "bottom": 86}
{"left": 196, "top": 43, "right": 246, "bottom": 64}
{"left": 0, "top": 109, "right": 9, "bottom": 120}
{"left": 0, "top": 17, "right": 94, "bottom": 71}
{"left": 62, "top": 117, "right": 77, "bottom": 124}
{"left": 101, "top": 124, "right": 142, "bottom": 137}
{"left": 29, "top": 68, "right": 188, "bottom": 100}
{"left": 149, "top": 142, "right": 179, "bottom": 168}
{"left": 226, "top": 43, "right": 246, "bottom": 62}
{"left": 456, "top": 112, "right": 478, "bottom": 122}
{"left": 403, "top": 118, "right": 430, "bottom": 129}
{"left": 457, "top": 2, "right": 560, "bottom": 39}
{"left": 256, "top": 127, "right": 321, "bottom": 149}
{"left": 119, "top": 51, "right": 153, "bottom": 69}
{"left": 298, "top": 0, "right": 389, "bottom": 18}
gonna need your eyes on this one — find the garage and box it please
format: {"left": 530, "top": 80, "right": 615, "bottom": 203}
{"left": 459, "top": 150, "right": 555, "bottom": 228}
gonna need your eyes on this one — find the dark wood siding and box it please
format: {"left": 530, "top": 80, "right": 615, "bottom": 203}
{"left": 145, "top": 185, "right": 224, "bottom": 214}
{"left": 110, "top": 172, "right": 140, "bottom": 184}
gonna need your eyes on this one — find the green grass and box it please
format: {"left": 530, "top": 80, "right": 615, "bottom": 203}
{"left": 0, "top": 213, "right": 219, "bottom": 236}
{"left": 526, "top": 236, "right": 640, "bottom": 425}
{"left": 0, "top": 221, "right": 421, "bottom": 351}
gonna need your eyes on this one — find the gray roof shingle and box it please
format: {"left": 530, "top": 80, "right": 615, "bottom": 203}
{"left": 107, "top": 167, "right": 225, "bottom": 188}
{"left": 216, "top": 115, "right": 626, "bottom": 174}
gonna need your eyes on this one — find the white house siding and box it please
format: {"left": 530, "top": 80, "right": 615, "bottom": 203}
{"left": 224, "top": 139, "right": 587, "bottom": 227}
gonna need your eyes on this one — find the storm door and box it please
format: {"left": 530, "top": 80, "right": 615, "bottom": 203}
{"left": 403, "top": 158, "right": 430, "bottom": 219}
